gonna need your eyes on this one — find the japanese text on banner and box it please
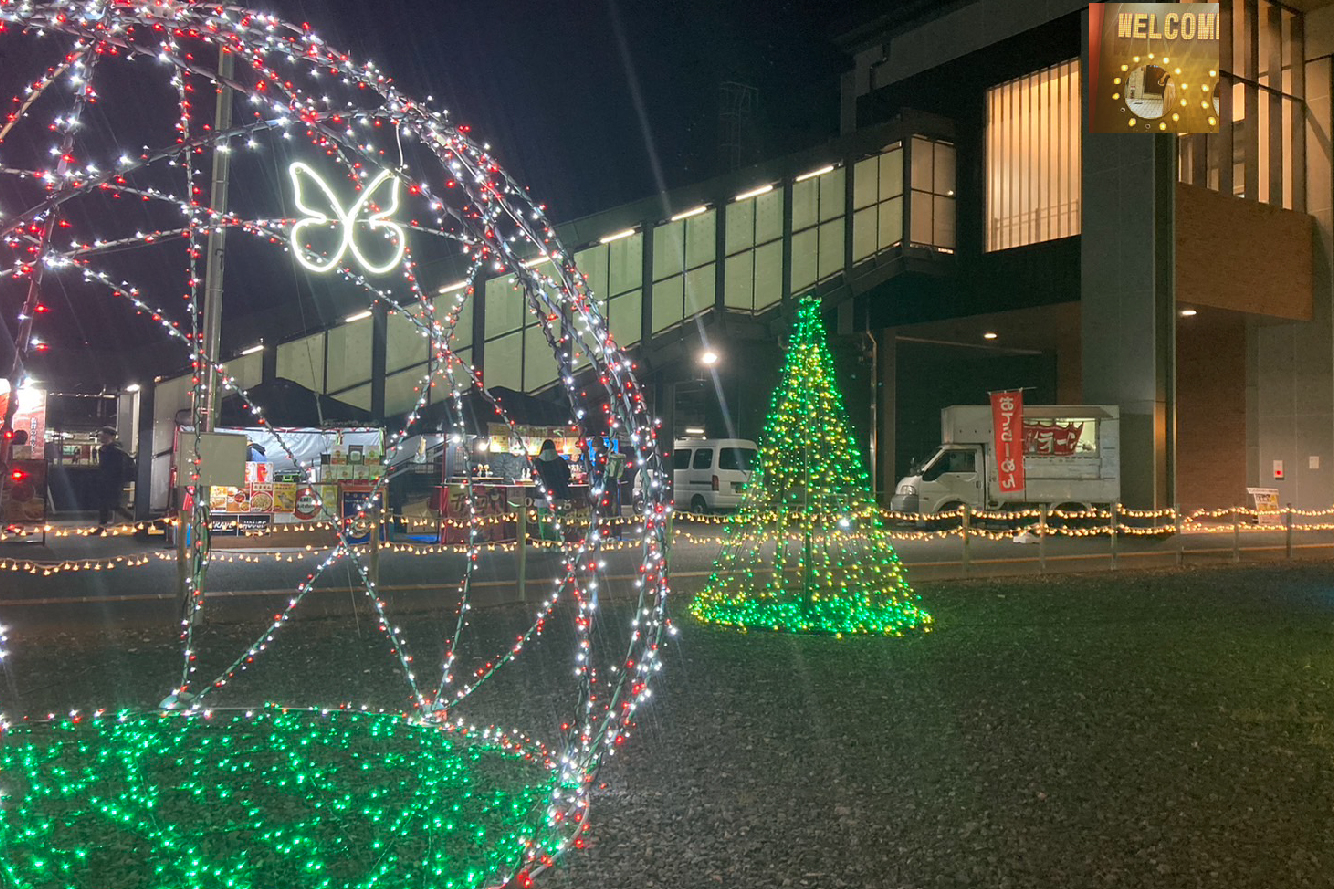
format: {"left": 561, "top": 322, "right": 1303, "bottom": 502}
{"left": 990, "top": 389, "right": 1026, "bottom": 496}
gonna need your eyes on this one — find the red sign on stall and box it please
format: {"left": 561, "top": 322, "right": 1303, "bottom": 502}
{"left": 990, "top": 390, "right": 1026, "bottom": 496}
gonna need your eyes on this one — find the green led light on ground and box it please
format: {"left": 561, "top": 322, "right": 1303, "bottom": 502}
{"left": 690, "top": 297, "right": 932, "bottom": 636}
{"left": 0, "top": 709, "right": 558, "bottom": 889}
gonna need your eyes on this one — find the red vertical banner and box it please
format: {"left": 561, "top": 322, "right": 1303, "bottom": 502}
{"left": 990, "top": 390, "right": 1026, "bottom": 497}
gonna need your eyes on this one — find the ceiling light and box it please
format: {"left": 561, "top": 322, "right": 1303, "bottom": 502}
{"left": 795, "top": 164, "right": 835, "bottom": 182}
{"left": 344, "top": 310, "right": 372, "bottom": 323}
{"left": 982, "top": 332, "right": 998, "bottom": 340}
{"left": 240, "top": 343, "right": 264, "bottom": 355}
{"left": 734, "top": 183, "right": 773, "bottom": 201}
{"left": 598, "top": 228, "right": 636, "bottom": 244}
{"left": 124, "top": 383, "right": 141, "bottom": 393}
{"left": 670, "top": 205, "right": 708, "bottom": 222}
{"left": 684, "top": 427, "right": 705, "bottom": 436}
{"left": 1179, "top": 308, "right": 1197, "bottom": 317}
{"left": 438, "top": 279, "right": 468, "bottom": 293}
{"left": 699, "top": 350, "right": 719, "bottom": 366}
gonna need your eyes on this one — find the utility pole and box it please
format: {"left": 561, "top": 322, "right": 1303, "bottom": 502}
{"left": 200, "top": 48, "right": 234, "bottom": 433}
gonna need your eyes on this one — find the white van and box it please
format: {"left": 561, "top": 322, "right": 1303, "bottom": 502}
{"left": 668, "top": 438, "right": 758, "bottom": 514}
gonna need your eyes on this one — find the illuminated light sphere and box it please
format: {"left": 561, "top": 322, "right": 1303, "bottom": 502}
{"left": 689, "top": 297, "right": 932, "bottom": 636}
{"left": 0, "top": 5, "right": 670, "bottom": 887}
{"left": 1129, "top": 118, "right": 1138, "bottom": 126}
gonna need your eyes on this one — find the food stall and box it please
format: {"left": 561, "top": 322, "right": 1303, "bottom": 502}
{"left": 192, "top": 426, "right": 385, "bottom": 537}
{"left": 436, "top": 423, "right": 584, "bottom": 544}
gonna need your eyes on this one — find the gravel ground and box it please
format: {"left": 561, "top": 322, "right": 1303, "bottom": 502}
{"left": 4, "top": 563, "right": 1334, "bottom": 889}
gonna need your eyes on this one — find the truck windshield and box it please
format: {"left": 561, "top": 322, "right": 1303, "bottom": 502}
{"left": 921, "top": 448, "right": 976, "bottom": 481}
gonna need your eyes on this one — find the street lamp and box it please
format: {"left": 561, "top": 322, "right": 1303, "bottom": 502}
{"left": 699, "top": 350, "right": 719, "bottom": 366}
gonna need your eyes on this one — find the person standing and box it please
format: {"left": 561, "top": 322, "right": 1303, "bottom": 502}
{"left": 95, "top": 426, "right": 133, "bottom": 531}
{"left": 533, "top": 438, "right": 571, "bottom": 501}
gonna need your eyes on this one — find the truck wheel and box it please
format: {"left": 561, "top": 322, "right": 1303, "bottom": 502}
{"left": 932, "top": 502, "right": 966, "bottom": 531}
{"left": 690, "top": 495, "right": 709, "bottom": 516}
{"left": 1049, "top": 502, "right": 1088, "bottom": 530}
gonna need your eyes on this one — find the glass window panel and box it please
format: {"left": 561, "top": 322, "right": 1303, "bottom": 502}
{"left": 878, "top": 148, "right": 903, "bottom": 200}
{"left": 610, "top": 290, "right": 641, "bottom": 348}
{"left": 817, "top": 218, "right": 844, "bottom": 280}
{"left": 337, "top": 383, "right": 371, "bottom": 411}
{"left": 277, "top": 334, "right": 324, "bottom": 393}
{"left": 608, "top": 233, "right": 642, "bottom": 295}
{"left": 523, "top": 327, "right": 559, "bottom": 392}
{"left": 326, "top": 321, "right": 372, "bottom": 393}
{"left": 227, "top": 351, "right": 262, "bottom": 390}
{"left": 790, "top": 227, "right": 817, "bottom": 293}
{"left": 910, "top": 191, "right": 932, "bottom": 245}
{"left": 386, "top": 309, "right": 429, "bottom": 374}
{"left": 852, "top": 206, "right": 878, "bottom": 262}
{"left": 911, "top": 137, "right": 934, "bottom": 192}
{"left": 1258, "top": 91, "right": 1270, "bottom": 204}
{"left": 1283, "top": 96, "right": 1294, "bottom": 210}
{"left": 385, "top": 365, "right": 428, "bottom": 415}
{"left": 726, "top": 199, "right": 756, "bottom": 254}
{"left": 577, "top": 244, "right": 609, "bottom": 302}
{"left": 985, "top": 59, "right": 1081, "bottom": 250}
{"left": 444, "top": 296, "right": 474, "bottom": 352}
{"left": 485, "top": 275, "right": 524, "bottom": 337}
{"left": 684, "top": 264, "right": 715, "bottom": 317}
{"left": 685, "top": 210, "right": 716, "bottom": 269}
{"left": 934, "top": 196, "right": 956, "bottom": 249}
{"left": 819, "top": 167, "right": 845, "bottom": 222}
{"left": 724, "top": 252, "right": 754, "bottom": 310}
{"left": 652, "top": 220, "right": 686, "bottom": 280}
{"left": 934, "top": 143, "right": 956, "bottom": 196}
{"left": 754, "top": 241, "right": 783, "bottom": 311}
{"left": 485, "top": 331, "right": 522, "bottom": 391}
{"left": 792, "top": 178, "right": 818, "bottom": 231}
{"left": 878, "top": 196, "right": 903, "bottom": 250}
{"left": 853, "top": 157, "right": 879, "bottom": 209}
{"left": 652, "top": 275, "right": 684, "bottom": 333}
{"left": 755, "top": 190, "right": 783, "bottom": 243}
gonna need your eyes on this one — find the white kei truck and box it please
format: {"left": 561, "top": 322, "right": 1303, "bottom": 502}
{"left": 889, "top": 404, "right": 1121, "bottom": 518}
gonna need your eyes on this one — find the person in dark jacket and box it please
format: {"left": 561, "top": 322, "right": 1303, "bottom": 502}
{"left": 533, "top": 439, "right": 571, "bottom": 501}
{"left": 95, "top": 426, "right": 133, "bottom": 530}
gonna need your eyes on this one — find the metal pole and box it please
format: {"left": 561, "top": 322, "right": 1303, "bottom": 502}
{"left": 960, "top": 504, "right": 971, "bottom": 577}
{"left": 1175, "top": 505, "right": 1184, "bottom": 568}
{"left": 1038, "top": 503, "right": 1048, "bottom": 574}
{"left": 1109, "top": 503, "right": 1119, "bottom": 571}
{"left": 200, "top": 48, "right": 234, "bottom": 433}
{"left": 1233, "top": 504, "right": 1242, "bottom": 563}
{"left": 515, "top": 500, "right": 527, "bottom": 603}
{"left": 1285, "top": 502, "right": 1293, "bottom": 560}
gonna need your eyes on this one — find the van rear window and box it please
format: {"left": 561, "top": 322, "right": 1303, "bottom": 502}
{"left": 719, "top": 448, "right": 756, "bottom": 471}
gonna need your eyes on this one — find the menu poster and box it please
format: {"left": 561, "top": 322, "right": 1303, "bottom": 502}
{"left": 249, "top": 483, "right": 274, "bottom": 514}
{"left": 274, "top": 481, "right": 297, "bottom": 514}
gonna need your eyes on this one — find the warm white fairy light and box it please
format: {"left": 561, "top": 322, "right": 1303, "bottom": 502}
{"left": 0, "top": 3, "right": 672, "bottom": 884}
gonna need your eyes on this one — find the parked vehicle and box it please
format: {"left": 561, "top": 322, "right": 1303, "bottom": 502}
{"left": 891, "top": 405, "right": 1120, "bottom": 518}
{"left": 634, "top": 437, "right": 759, "bottom": 514}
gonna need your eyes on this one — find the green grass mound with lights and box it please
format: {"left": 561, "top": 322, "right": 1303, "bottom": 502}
{"left": 689, "top": 588, "right": 933, "bottom": 636}
{"left": 0, "top": 708, "right": 557, "bottom": 889}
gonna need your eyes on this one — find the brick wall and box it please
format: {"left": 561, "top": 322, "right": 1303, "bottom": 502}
{"left": 1176, "top": 311, "right": 1247, "bottom": 510}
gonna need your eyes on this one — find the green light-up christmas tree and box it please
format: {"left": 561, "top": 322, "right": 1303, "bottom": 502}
{"left": 689, "top": 297, "right": 932, "bottom": 636}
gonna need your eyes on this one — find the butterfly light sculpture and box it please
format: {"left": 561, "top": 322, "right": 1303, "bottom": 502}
{"left": 288, "top": 162, "right": 407, "bottom": 274}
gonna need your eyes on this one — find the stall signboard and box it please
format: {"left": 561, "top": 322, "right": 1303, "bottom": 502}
{"left": 1246, "top": 488, "right": 1282, "bottom": 525}
{"left": 487, "top": 423, "right": 579, "bottom": 457}
{"left": 438, "top": 482, "right": 518, "bottom": 544}
{"left": 341, "top": 482, "right": 377, "bottom": 544}
{"left": 1, "top": 458, "right": 46, "bottom": 526}
{"left": 990, "top": 389, "right": 1026, "bottom": 497}
{"left": 0, "top": 380, "right": 46, "bottom": 460}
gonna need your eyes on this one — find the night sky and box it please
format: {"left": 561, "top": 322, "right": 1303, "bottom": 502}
{"left": 2, "top": 0, "right": 889, "bottom": 385}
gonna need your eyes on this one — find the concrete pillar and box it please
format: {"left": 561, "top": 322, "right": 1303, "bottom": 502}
{"left": 875, "top": 329, "right": 896, "bottom": 506}
{"left": 1081, "top": 44, "right": 1176, "bottom": 508}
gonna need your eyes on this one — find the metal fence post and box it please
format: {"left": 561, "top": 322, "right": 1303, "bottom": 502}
{"left": 1233, "top": 504, "right": 1242, "bottom": 563}
{"left": 1175, "top": 506, "right": 1184, "bottom": 568}
{"left": 960, "top": 505, "right": 971, "bottom": 578}
{"left": 1285, "top": 503, "right": 1293, "bottom": 560}
{"left": 515, "top": 502, "right": 528, "bottom": 602}
{"left": 1109, "top": 503, "right": 1118, "bottom": 571}
{"left": 368, "top": 503, "right": 381, "bottom": 591}
{"left": 1038, "top": 504, "right": 1048, "bottom": 575}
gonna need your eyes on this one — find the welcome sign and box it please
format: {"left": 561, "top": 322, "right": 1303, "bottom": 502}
{"left": 1089, "top": 3, "right": 1221, "bottom": 134}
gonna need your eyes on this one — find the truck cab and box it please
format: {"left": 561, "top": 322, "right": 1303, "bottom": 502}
{"left": 892, "top": 445, "right": 983, "bottom": 516}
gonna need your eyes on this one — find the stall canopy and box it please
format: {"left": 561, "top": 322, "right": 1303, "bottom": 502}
{"left": 218, "top": 378, "right": 374, "bottom": 428}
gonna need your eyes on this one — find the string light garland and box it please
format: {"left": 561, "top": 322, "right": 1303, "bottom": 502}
{"left": 689, "top": 297, "right": 932, "bottom": 636}
{"left": 0, "top": 3, "right": 671, "bottom": 885}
